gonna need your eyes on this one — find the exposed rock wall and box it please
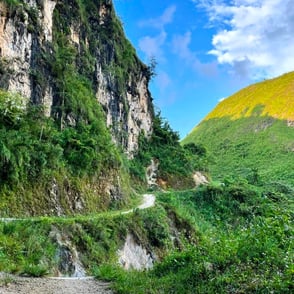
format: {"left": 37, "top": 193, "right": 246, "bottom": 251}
{"left": 118, "top": 233, "right": 155, "bottom": 270}
{"left": 146, "top": 158, "right": 159, "bottom": 188}
{"left": 193, "top": 171, "right": 209, "bottom": 186}
{"left": 50, "top": 226, "right": 86, "bottom": 277}
{"left": 0, "top": 1, "right": 33, "bottom": 98}
{"left": 0, "top": 0, "right": 56, "bottom": 114}
{"left": 0, "top": 0, "right": 153, "bottom": 155}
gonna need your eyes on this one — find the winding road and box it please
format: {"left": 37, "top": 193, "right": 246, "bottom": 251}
{"left": 0, "top": 194, "right": 155, "bottom": 294}
{"left": 0, "top": 194, "right": 156, "bottom": 223}
{"left": 122, "top": 193, "right": 155, "bottom": 214}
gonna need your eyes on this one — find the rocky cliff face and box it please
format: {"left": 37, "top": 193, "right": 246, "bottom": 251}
{"left": 0, "top": 0, "right": 153, "bottom": 155}
{"left": 0, "top": 0, "right": 56, "bottom": 114}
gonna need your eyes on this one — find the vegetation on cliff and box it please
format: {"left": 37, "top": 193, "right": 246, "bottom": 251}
{"left": 0, "top": 1, "right": 293, "bottom": 293}
{"left": 0, "top": 89, "right": 123, "bottom": 216}
{"left": 129, "top": 113, "right": 208, "bottom": 189}
{"left": 0, "top": 0, "right": 198, "bottom": 215}
{"left": 183, "top": 72, "right": 294, "bottom": 186}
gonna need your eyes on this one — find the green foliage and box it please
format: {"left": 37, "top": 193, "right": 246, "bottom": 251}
{"left": 0, "top": 104, "right": 62, "bottom": 186}
{"left": 106, "top": 182, "right": 293, "bottom": 293}
{"left": 0, "top": 221, "right": 57, "bottom": 274}
{"left": 183, "top": 116, "right": 294, "bottom": 187}
{"left": 1, "top": 0, "right": 42, "bottom": 35}
{"left": 129, "top": 113, "right": 207, "bottom": 188}
{"left": 0, "top": 90, "right": 122, "bottom": 215}
{"left": 2, "top": 0, "right": 21, "bottom": 7}
{"left": 146, "top": 56, "right": 157, "bottom": 80}
{"left": 130, "top": 206, "right": 171, "bottom": 248}
{"left": 0, "top": 204, "right": 177, "bottom": 277}
{"left": 0, "top": 90, "right": 27, "bottom": 126}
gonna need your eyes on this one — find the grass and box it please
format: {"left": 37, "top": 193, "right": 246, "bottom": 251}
{"left": 0, "top": 201, "right": 193, "bottom": 278}
{"left": 99, "top": 183, "right": 293, "bottom": 293}
{"left": 202, "top": 71, "right": 294, "bottom": 121}
{"left": 0, "top": 274, "right": 14, "bottom": 286}
{"left": 183, "top": 116, "right": 294, "bottom": 187}
{"left": 183, "top": 72, "right": 294, "bottom": 186}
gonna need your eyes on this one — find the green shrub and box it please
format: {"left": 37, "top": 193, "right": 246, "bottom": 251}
{"left": 129, "top": 113, "right": 206, "bottom": 188}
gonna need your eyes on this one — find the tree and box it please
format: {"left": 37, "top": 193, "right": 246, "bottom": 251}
{"left": 146, "top": 56, "right": 157, "bottom": 80}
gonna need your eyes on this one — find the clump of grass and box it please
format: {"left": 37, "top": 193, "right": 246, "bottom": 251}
{"left": 0, "top": 274, "right": 15, "bottom": 286}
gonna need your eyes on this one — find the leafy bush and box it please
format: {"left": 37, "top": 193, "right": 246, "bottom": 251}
{"left": 129, "top": 113, "right": 207, "bottom": 188}
{"left": 0, "top": 91, "right": 27, "bottom": 126}
{"left": 0, "top": 89, "right": 122, "bottom": 215}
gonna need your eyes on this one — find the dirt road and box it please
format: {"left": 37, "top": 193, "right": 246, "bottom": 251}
{"left": 122, "top": 193, "right": 155, "bottom": 214}
{"left": 0, "top": 276, "right": 112, "bottom": 294}
{"left": 0, "top": 194, "right": 156, "bottom": 294}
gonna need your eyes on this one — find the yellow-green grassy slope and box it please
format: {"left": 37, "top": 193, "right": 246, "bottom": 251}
{"left": 183, "top": 72, "right": 294, "bottom": 186}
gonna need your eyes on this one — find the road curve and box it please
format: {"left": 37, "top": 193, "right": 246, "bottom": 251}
{"left": 0, "top": 194, "right": 156, "bottom": 294}
{"left": 0, "top": 194, "right": 156, "bottom": 222}
{"left": 122, "top": 194, "right": 155, "bottom": 214}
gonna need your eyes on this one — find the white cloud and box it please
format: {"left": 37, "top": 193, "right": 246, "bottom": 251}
{"left": 155, "top": 71, "right": 171, "bottom": 92}
{"left": 138, "top": 31, "right": 167, "bottom": 60}
{"left": 172, "top": 31, "right": 218, "bottom": 77}
{"left": 139, "top": 5, "right": 176, "bottom": 29}
{"left": 138, "top": 6, "right": 176, "bottom": 61}
{"left": 194, "top": 0, "right": 294, "bottom": 79}
{"left": 172, "top": 32, "right": 194, "bottom": 60}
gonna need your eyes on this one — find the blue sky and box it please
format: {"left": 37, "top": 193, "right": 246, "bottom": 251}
{"left": 113, "top": 0, "right": 294, "bottom": 138}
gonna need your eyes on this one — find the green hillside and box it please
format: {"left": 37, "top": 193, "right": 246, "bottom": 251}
{"left": 183, "top": 72, "right": 294, "bottom": 186}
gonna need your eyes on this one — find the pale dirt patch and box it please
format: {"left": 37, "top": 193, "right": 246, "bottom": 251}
{"left": 193, "top": 171, "right": 209, "bottom": 186}
{"left": 137, "top": 194, "right": 155, "bottom": 210}
{"left": 122, "top": 194, "right": 155, "bottom": 214}
{"left": 0, "top": 276, "right": 112, "bottom": 294}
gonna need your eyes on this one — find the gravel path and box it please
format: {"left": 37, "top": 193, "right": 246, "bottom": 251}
{"left": 0, "top": 277, "right": 113, "bottom": 294}
{"left": 138, "top": 194, "right": 155, "bottom": 210}
{"left": 122, "top": 194, "right": 155, "bottom": 214}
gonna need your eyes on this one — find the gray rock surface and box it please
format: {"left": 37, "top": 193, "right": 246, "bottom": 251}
{"left": 0, "top": 276, "right": 112, "bottom": 294}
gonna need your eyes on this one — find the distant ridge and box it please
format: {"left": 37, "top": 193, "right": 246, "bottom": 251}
{"left": 183, "top": 71, "right": 294, "bottom": 185}
{"left": 204, "top": 71, "right": 294, "bottom": 122}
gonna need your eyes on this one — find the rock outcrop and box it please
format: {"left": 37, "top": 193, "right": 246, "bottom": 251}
{"left": 193, "top": 171, "right": 209, "bottom": 186}
{"left": 0, "top": 0, "right": 153, "bottom": 155}
{"left": 118, "top": 233, "right": 155, "bottom": 270}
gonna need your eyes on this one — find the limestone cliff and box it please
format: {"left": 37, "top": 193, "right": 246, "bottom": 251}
{"left": 0, "top": 0, "right": 155, "bottom": 216}
{"left": 0, "top": 0, "right": 153, "bottom": 156}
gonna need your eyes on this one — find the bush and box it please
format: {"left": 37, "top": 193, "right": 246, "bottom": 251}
{"left": 129, "top": 113, "right": 206, "bottom": 188}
